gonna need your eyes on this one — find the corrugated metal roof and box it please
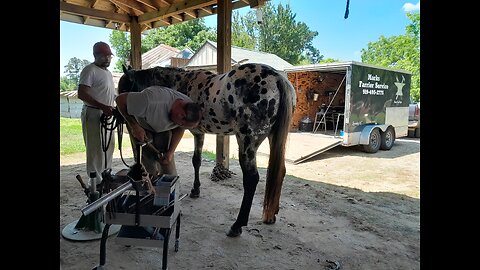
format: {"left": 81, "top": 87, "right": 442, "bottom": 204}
{"left": 60, "top": 90, "right": 78, "bottom": 97}
{"left": 185, "top": 40, "right": 293, "bottom": 71}
{"left": 142, "top": 44, "right": 181, "bottom": 69}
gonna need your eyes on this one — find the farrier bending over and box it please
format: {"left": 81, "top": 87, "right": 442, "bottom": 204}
{"left": 116, "top": 85, "right": 202, "bottom": 175}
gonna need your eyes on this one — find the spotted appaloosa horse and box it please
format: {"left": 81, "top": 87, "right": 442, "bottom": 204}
{"left": 118, "top": 63, "right": 296, "bottom": 237}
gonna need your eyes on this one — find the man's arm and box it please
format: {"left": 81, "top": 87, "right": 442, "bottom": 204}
{"left": 115, "top": 93, "right": 146, "bottom": 142}
{"left": 162, "top": 126, "right": 185, "bottom": 164}
{"left": 78, "top": 84, "right": 113, "bottom": 116}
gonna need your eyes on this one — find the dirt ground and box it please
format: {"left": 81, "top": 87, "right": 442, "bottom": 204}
{"left": 60, "top": 132, "right": 420, "bottom": 270}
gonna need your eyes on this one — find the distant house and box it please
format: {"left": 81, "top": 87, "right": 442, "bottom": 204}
{"left": 142, "top": 44, "right": 193, "bottom": 69}
{"left": 184, "top": 40, "right": 293, "bottom": 72}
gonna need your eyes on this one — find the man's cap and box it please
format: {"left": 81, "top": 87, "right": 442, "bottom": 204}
{"left": 93, "top": 42, "right": 114, "bottom": 56}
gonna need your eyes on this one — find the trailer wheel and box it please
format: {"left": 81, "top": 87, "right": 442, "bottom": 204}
{"left": 363, "top": 128, "right": 381, "bottom": 153}
{"left": 414, "top": 128, "right": 420, "bottom": 138}
{"left": 380, "top": 127, "right": 395, "bottom": 150}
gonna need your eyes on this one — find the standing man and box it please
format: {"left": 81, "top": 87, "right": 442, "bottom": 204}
{"left": 115, "top": 85, "right": 202, "bottom": 176}
{"left": 78, "top": 41, "right": 117, "bottom": 184}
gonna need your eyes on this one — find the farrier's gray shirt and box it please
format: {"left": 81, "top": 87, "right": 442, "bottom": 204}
{"left": 126, "top": 86, "right": 193, "bottom": 133}
{"left": 79, "top": 63, "right": 116, "bottom": 107}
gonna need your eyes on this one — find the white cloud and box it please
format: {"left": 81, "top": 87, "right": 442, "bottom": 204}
{"left": 402, "top": 2, "right": 420, "bottom": 12}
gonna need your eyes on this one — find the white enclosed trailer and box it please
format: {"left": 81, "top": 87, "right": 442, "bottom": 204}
{"left": 285, "top": 61, "right": 411, "bottom": 164}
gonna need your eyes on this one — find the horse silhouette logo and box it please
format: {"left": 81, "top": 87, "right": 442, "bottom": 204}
{"left": 394, "top": 74, "right": 405, "bottom": 100}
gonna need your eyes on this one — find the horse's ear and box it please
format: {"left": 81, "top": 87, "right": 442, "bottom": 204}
{"left": 122, "top": 64, "right": 129, "bottom": 74}
{"left": 127, "top": 65, "right": 132, "bottom": 70}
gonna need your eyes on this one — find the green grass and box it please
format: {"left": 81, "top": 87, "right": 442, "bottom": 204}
{"left": 60, "top": 117, "right": 86, "bottom": 155}
{"left": 60, "top": 118, "right": 217, "bottom": 159}
{"left": 60, "top": 117, "right": 132, "bottom": 155}
{"left": 202, "top": 150, "right": 216, "bottom": 161}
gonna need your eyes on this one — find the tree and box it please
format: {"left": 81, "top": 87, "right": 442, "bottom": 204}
{"left": 361, "top": 13, "right": 420, "bottom": 101}
{"left": 60, "top": 76, "right": 76, "bottom": 92}
{"left": 234, "top": 2, "right": 323, "bottom": 65}
{"left": 110, "top": 30, "right": 131, "bottom": 72}
{"left": 64, "top": 57, "right": 90, "bottom": 87}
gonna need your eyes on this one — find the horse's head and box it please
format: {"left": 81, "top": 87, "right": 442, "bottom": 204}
{"left": 118, "top": 65, "right": 184, "bottom": 93}
{"left": 118, "top": 64, "right": 140, "bottom": 93}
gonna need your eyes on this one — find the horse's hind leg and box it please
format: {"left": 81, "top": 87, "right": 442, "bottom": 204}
{"left": 190, "top": 132, "right": 204, "bottom": 198}
{"left": 227, "top": 134, "right": 266, "bottom": 237}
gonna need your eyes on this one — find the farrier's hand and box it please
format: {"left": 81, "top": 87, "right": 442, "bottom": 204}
{"left": 101, "top": 105, "right": 114, "bottom": 116}
{"left": 130, "top": 124, "right": 146, "bottom": 142}
{"left": 160, "top": 150, "right": 174, "bottom": 165}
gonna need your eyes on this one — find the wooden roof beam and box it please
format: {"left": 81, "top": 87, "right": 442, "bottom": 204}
{"left": 60, "top": 2, "right": 131, "bottom": 24}
{"left": 136, "top": 0, "right": 161, "bottom": 10}
{"left": 110, "top": 0, "right": 154, "bottom": 14}
{"left": 139, "top": 0, "right": 217, "bottom": 24}
{"left": 184, "top": 9, "right": 198, "bottom": 19}
{"left": 199, "top": 6, "right": 213, "bottom": 14}
{"left": 212, "top": 0, "right": 250, "bottom": 14}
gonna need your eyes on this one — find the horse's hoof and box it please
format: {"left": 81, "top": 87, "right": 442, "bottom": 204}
{"left": 262, "top": 215, "right": 276, "bottom": 224}
{"left": 226, "top": 227, "right": 242, "bottom": 237}
{"left": 190, "top": 189, "right": 200, "bottom": 198}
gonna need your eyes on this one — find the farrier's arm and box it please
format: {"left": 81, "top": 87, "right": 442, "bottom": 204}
{"left": 115, "top": 93, "right": 146, "bottom": 142}
{"left": 161, "top": 126, "right": 185, "bottom": 164}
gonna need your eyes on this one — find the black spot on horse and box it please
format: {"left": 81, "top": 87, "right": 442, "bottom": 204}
{"left": 254, "top": 76, "right": 261, "bottom": 83}
{"left": 234, "top": 78, "right": 247, "bottom": 88}
{"left": 216, "top": 89, "right": 220, "bottom": 95}
{"left": 240, "top": 125, "right": 251, "bottom": 135}
{"left": 227, "top": 83, "right": 231, "bottom": 90}
{"left": 209, "top": 108, "right": 216, "bottom": 117}
{"left": 220, "top": 121, "right": 229, "bottom": 125}
{"left": 228, "top": 95, "right": 234, "bottom": 104}
{"left": 260, "top": 67, "right": 277, "bottom": 79}
{"left": 243, "top": 136, "right": 251, "bottom": 150}
{"left": 229, "top": 109, "right": 237, "bottom": 119}
{"left": 261, "top": 81, "right": 267, "bottom": 85}
{"left": 220, "top": 74, "right": 226, "bottom": 80}
{"left": 213, "top": 98, "right": 217, "bottom": 103}
{"left": 261, "top": 88, "right": 268, "bottom": 94}
{"left": 228, "top": 70, "right": 236, "bottom": 77}
{"left": 212, "top": 118, "right": 219, "bottom": 124}
{"left": 258, "top": 99, "right": 268, "bottom": 118}
{"left": 267, "top": 98, "right": 276, "bottom": 118}
{"left": 198, "top": 83, "right": 203, "bottom": 89}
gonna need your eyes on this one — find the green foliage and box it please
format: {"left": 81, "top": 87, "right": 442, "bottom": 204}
{"left": 232, "top": 11, "right": 256, "bottom": 49}
{"left": 110, "top": 30, "right": 131, "bottom": 72}
{"left": 361, "top": 12, "right": 420, "bottom": 101}
{"left": 235, "top": 2, "right": 323, "bottom": 65}
{"left": 60, "top": 76, "right": 77, "bottom": 92}
{"left": 320, "top": 58, "right": 341, "bottom": 63}
{"left": 64, "top": 57, "right": 91, "bottom": 87}
{"left": 142, "top": 19, "right": 215, "bottom": 52}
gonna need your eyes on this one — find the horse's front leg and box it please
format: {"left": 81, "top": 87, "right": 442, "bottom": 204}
{"left": 190, "top": 132, "right": 204, "bottom": 198}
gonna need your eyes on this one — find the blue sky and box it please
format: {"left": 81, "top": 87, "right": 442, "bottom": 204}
{"left": 60, "top": 0, "right": 419, "bottom": 76}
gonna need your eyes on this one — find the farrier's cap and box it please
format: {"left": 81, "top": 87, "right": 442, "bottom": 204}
{"left": 93, "top": 42, "right": 114, "bottom": 56}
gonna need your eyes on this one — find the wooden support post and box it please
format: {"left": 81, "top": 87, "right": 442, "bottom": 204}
{"left": 216, "top": 0, "right": 232, "bottom": 169}
{"left": 130, "top": 16, "right": 142, "bottom": 69}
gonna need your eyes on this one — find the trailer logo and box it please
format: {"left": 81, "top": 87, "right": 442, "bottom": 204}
{"left": 394, "top": 74, "right": 405, "bottom": 101}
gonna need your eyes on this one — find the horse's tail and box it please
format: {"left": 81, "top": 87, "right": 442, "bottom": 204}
{"left": 263, "top": 75, "right": 295, "bottom": 224}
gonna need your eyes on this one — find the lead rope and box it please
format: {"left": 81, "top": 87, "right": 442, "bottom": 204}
{"left": 100, "top": 109, "right": 133, "bottom": 170}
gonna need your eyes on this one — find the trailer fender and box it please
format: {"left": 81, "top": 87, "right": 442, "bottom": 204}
{"left": 359, "top": 124, "right": 389, "bottom": 145}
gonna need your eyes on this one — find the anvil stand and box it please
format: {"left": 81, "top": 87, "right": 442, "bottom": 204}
{"left": 62, "top": 171, "right": 121, "bottom": 241}
{"left": 92, "top": 141, "right": 182, "bottom": 270}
